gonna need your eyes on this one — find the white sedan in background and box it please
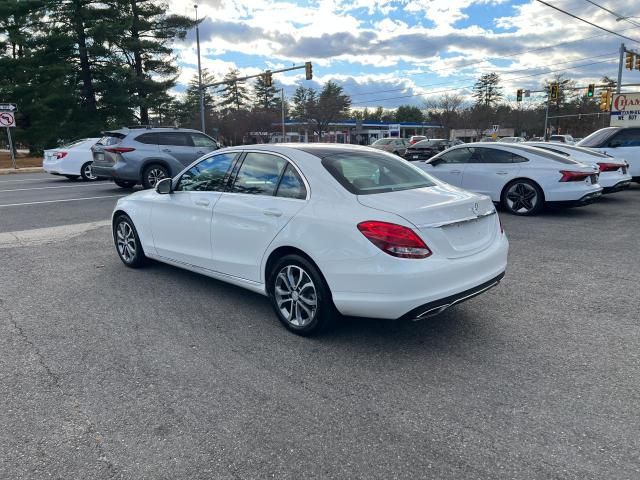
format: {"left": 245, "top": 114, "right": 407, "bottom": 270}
{"left": 111, "top": 144, "right": 508, "bottom": 335}
{"left": 43, "top": 138, "right": 100, "bottom": 181}
{"left": 418, "top": 143, "right": 602, "bottom": 216}
{"left": 526, "top": 142, "right": 632, "bottom": 193}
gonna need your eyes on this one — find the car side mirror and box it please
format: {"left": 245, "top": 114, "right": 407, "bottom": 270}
{"left": 156, "top": 178, "right": 173, "bottom": 194}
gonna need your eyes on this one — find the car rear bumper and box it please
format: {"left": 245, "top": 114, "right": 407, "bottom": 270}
{"left": 92, "top": 163, "right": 139, "bottom": 182}
{"left": 327, "top": 233, "right": 509, "bottom": 319}
{"left": 43, "top": 158, "right": 76, "bottom": 176}
{"left": 602, "top": 180, "right": 632, "bottom": 193}
{"left": 547, "top": 190, "right": 602, "bottom": 207}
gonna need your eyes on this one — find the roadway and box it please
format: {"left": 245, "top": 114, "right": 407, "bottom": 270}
{"left": 0, "top": 173, "right": 131, "bottom": 233}
{"left": 1, "top": 174, "right": 639, "bottom": 479}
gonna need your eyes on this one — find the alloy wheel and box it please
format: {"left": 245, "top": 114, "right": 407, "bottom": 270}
{"left": 83, "top": 162, "right": 97, "bottom": 180}
{"left": 274, "top": 265, "right": 318, "bottom": 327}
{"left": 505, "top": 182, "right": 538, "bottom": 214}
{"left": 147, "top": 167, "right": 167, "bottom": 187}
{"left": 116, "top": 220, "right": 137, "bottom": 263}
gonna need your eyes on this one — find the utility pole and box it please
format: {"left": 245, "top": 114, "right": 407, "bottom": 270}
{"left": 6, "top": 128, "right": 16, "bottom": 169}
{"left": 543, "top": 93, "right": 550, "bottom": 140}
{"left": 195, "top": 4, "right": 205, "bottom": 133}
{"left": 617, "top": 43, "right": 625, "bottom": 94}
{"left": 281, "top": 88, "right": 286, "bottom": 141}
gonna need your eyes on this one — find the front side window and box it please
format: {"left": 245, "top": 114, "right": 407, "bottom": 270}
{"left": 276, "top": 164, "right": 307, "bottom": 200}
{"left": 176, "top": 152, "right": 236, "bottom": 191}
{"left": 436, "top": 148, "right": 473, "bottom": 164}
{"left": 191, "top": 133, "right": 217, "bottom": 148}
{"left": 322, "top": 151, "right": 435, "bottom": 195}
{"left": 232, "top": 152, "right": 287, "bottom": 196}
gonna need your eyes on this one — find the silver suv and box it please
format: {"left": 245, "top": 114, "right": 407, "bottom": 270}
{"left": 91, "top": 127, "right": 219, "bottom": 188}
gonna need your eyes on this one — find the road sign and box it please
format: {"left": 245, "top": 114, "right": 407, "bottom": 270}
{"left": 610, "top": 92, "right": 640, "bottom": 126}
{"left": 0, "top": 112, "right": 16, "bottom": 127}
{"left": 0, "top": 103, "right": 17, "bottom": 112}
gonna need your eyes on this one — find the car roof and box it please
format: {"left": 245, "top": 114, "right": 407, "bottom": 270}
{"left": 216, "top": 143, "right": 383, "bottom": 160}
{"left": 106, "top": 127, "right": 204, "bottom": 135}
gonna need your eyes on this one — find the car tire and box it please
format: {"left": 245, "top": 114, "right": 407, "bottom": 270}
{"left": 501, "top": 179, "right": 544, "bottom": 216}
{"left": 64, "top": 175, "right": 80, "bottom": 181}
{"left": 114, "top": 179, "right": 136, "bottom": 189}
{"left": 113, "top": 214, "right": 147, "bottom": 268}
{"left": 80, "top": 161, "right": 98, "bottom": 181}
{"left": 142, "top": 164, "right": 169, "bottom": 189}
{"left": 268, "top": 254, "right": 337, "bottom": 336}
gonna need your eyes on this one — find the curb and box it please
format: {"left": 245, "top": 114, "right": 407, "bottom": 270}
{"left": 0, "top": 167, "right": 44, "bottom": 175}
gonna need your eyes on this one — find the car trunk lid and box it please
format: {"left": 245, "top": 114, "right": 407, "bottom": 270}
{"left": 92, "top": 132, "right": 126, "bottom": 166}
{"left": 357, "top": 185, "right": 498, "bottom": 259}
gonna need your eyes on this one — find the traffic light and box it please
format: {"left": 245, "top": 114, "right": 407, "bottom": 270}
{"left": 599, "top": 90, "right": 611, "bottom": 111}
{"left": 587, "top": 84, "right": 595, "bottom": 98}
{"left": 516, "top": 89, "right": 523, "bottom": 102}
{"left": 264, "top": 70, "right": 272, "bottom": 87}
{"left": 626, "top": 52, "right": 634, "bottom": 70}
{"left": 305, "top": 61, "right": 313, "bottom": 80}
{"left": 550, "top": 83, "right": 559, "bottom": 100}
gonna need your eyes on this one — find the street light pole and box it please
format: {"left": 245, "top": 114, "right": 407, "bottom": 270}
{"left": 195, "top": 4, "right": 205, "bottom": 133}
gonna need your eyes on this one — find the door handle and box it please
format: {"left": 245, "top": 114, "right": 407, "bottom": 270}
{"left": 162, "top": 148, "right": 172, "bottom": 153}
{"left": 194, "top": 199, "right": 210, "bottom": 207}
{"left": 263, "top": 208, "right": 282, "bottom": 217}
{"left": 496, "top": 171, "right": 508, "bottom": 175}
{"left": 450, "top": 170, "right": 462, "bottom": 174}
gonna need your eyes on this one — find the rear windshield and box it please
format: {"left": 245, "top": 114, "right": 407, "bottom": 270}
{"left": 578, "top": 128, "right": 618, "bottom": 147}
{"left": 538, "top": 144, "right": 611, "bottom": 159}
{"left": 96, "top": 132, "right": 125, "bottom": 146}
{"left": 322, "top": 151, "right": 435, "bottom": 195}
{"left": 509, "top": 145, "right": 581, "bottom": 164}
{"left": 61, "top": 139, "right": 87, "bottom": 149}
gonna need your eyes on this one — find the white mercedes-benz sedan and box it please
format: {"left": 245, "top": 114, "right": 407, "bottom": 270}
{"left": 111, "top": 144, "right": 508, "bottom": 335}
{"left": 418, "top": 143, "right": 603, "bottom": 216}
{"left": 525, "top": 142, "right": 632, "bottom": 193}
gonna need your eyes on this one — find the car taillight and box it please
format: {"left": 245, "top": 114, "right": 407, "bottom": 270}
{"left": 55, "top": 152, "right": 68, "bottom": 159}
{"left": 357, "top": 221, "right": 432, "bottom": 259}
{"left": 597, "top": 162, "right": 621, "bottom": 172}
{"left": 559, "top": 170, "right": 591, "bottom": 182}
{"left": 104, "top": 147, "right": 136, "bottom": 153}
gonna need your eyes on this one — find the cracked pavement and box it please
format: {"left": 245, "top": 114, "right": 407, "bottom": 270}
{"left": 0, "top": 182, "right": 639, "bottom": 479}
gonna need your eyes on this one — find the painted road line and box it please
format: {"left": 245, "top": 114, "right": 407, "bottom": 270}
{"left": 0, "top": 183, "right": 113, "bottom": 193}
{"left": 0, "top": 195, "right": 126, "bottom": 208}
{"left": 0, "top": 220, "right": 111, "bottom": 248}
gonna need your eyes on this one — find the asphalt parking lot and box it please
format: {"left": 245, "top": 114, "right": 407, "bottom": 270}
{"left": 1, "top": 173, "right": 639, "bottom": 479}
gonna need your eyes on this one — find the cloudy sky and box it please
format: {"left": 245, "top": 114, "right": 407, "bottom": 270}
{"left": 168, "top": 0, "right": 640, "bottom": 108}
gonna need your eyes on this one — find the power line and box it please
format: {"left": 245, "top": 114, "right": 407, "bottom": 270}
{"left": 582, "top": 0, "right": 640, "bottom": 29}
{"left": 351, "top": 58, "right": 614, "bottom": 105}
{"left": 535, "top": 0, "right": 640, "bottom": 43}
{"left": 348, "top": 51, "right": 616, "bottom": 99}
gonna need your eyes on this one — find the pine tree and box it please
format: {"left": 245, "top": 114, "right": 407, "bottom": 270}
{"left": 253, "top": 74, "right": 279, "bottom": 110}
{"left": 109, "top": 0, "right": 196, "bottom": 124}
{"left": 473, "top": 72, "right": 503, "bottom": 107}
{"left": 218, "top": 68, "right": 251, "bottom": 113}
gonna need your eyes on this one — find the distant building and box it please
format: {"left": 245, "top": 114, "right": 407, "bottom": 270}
{"left": 272, "top": 119, "right": 442, "bottom": 144}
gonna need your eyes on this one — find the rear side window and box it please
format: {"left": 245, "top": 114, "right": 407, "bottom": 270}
{"left": 232, "top": 152, "right": 287, "bottom": 196}
{"left": 578, "top": 129, "right": 618, "bottom": 147}
{"left": 470, "top": 147, "right": 528, "bottom": 163}
{"left": 322, "top": 151, "right": 435, "bottom": 195}
{"left": 607, "top": 128, "right": 640, "bottom": 147}
{"left": 276, "top": 164, "right": 307, "bottom": 200}
{"left": 135, "top": 133, "right": 161, "bottom": 145}
{"left": 156, "top": 132, "right": 193, "bottom": 147}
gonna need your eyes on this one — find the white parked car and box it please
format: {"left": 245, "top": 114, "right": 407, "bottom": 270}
{"left": 417, "top": 143, "right": 602, "bottom": 216}
{"left": 549, "top": 134, "right": 575, "bottom": 144}
{"left": 497, "top": 137, "right": 526, "bottom": 144}
{"left": 111, "top": 145, "right": 508, "bottom": 335}
{"left": 526, "top": 142, "right": 631, "bottom": 193}
{"left": 43, "top": 138, "right": 100, "bottom": 181}
{"left": 577, "top": 127, "right": 640, "bottom": 182}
